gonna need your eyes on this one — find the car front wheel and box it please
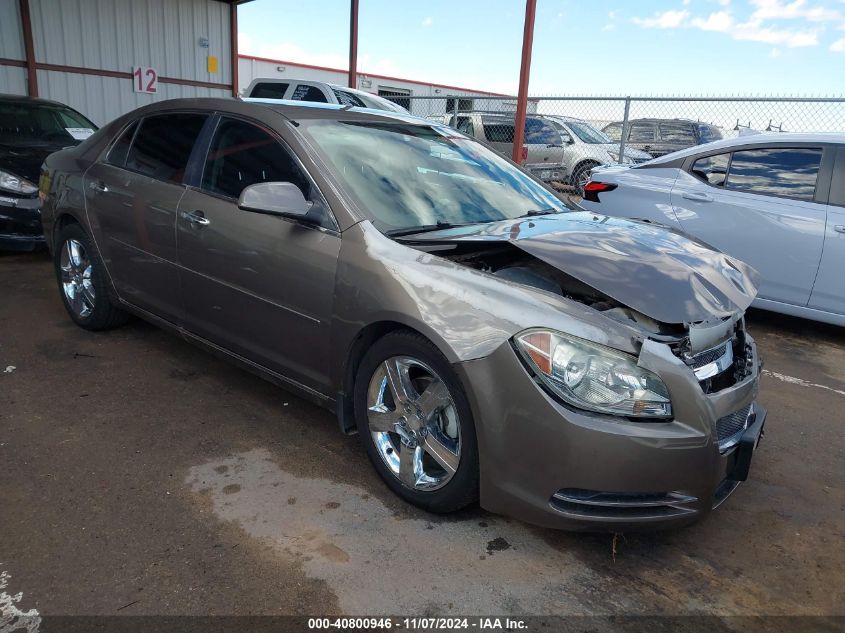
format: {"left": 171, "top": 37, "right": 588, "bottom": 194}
{"left": 354, "top": 331, "right": 479, "bottom": 513}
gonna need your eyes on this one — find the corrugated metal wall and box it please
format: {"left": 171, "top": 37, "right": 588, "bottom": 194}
{"left": 0, "top": 0, "right": 27, "bottom": 94}
{"left": 0, "top": 0, "right": 232, "bottom": 125}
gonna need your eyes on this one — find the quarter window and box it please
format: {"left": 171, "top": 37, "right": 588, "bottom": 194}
{"left": 726, "top": 147, "right": 822, "bottom": 201}
{"left": 691, "top": 153, "right": 729, "bottom": 186}
{"left": 201, "top": 118, "right": 310, "bottom": 201}
{"left": 125, "top": 114, "right": 206, "bottom": 184}
{"left": 332, "top": 89, "right": 366, "bottom": 107}
{"left": 106, "top": 121, "right": 138, "bottom": 168}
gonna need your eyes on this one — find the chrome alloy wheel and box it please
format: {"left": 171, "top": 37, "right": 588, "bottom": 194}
{"left": 367, "top": 356, "right": 461, "bottom": 491}
{"left": 60, "top": 238, "right": 95, "bottom": 318}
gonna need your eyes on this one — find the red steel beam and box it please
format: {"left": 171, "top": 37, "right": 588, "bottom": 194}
{"left": 348, "top": 0, "right": 359, "bottom": 88}
{"left": 512, "top": 0, "right": 537, "bottom": 163}
{"left": 19, "top": 0, "right": 38, "bottom": 97}
{"left": 230, "top": 2, "right": 239, "bottom": 96}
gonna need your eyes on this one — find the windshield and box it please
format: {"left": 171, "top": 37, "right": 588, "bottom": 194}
{"left": 299, "top": 120, "right": 570, "bottom": 233}
{"left": 561, "top": 120, "right": 612, "bottom": 144}
{"left": 0, "top": 102, "right": 97, "bottom": 146}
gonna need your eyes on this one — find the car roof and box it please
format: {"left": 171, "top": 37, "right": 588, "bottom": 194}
{"left": 135, "top": 96, "right": 427, "bottom": 125}
{"left": 646, "top": 132, "right": 845, "bottom": 164}
{"left": 0, "top": 93, "right": 75, "bottom": 108}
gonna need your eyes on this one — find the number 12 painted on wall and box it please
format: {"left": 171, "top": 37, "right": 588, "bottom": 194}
{"left": 132, "top": 67, "right": 158, "bottom": 93}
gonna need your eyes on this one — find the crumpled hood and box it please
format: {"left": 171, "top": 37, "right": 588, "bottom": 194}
{"left": 401, "top": 212, "right": 760, "bottom": 324}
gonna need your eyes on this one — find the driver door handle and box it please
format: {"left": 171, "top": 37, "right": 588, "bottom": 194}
{"left": 88, "top": 180, "right": 108, "bottom": 194}
{"left": 682, "top": 191, "right": 714, "bottom": 203}
{"left": 182, "top": 210, "right": 210, "bottom": 226}
{"left": 835, "top": 225, "right": 845, "bottom": 234}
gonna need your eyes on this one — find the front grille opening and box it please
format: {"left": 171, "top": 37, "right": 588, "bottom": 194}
{"left": 716, "top": 404, "right": 753, "bottom": 452}
{"left": 681, "top": 319, "right": 752, "bottom": 395}
{"left": 550, "top": 488, "right": 698, "bottom": 520}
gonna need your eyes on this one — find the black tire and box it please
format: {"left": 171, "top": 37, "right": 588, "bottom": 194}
{"left": 54, "top": 223, "right": 129, "bottom": 331}
{"left": 571, "top": 161, "right": 600, "bottom": 196}
{"left": 354, "top": 331, "right": 479, "bottom": 513}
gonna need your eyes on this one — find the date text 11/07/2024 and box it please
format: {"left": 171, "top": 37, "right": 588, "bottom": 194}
{"left": 306, "top": 617, "right": 528, "bottom": 630}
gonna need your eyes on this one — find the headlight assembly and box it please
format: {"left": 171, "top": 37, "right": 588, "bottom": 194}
{"left": 514, "top": 329, "right": 672, "bottom": 419}
{"left": 0, "top": 170, "right": 38, "bottom": 195}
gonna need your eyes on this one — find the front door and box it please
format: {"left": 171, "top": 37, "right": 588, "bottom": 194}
{"left": 83, "top": 113, "right": 207, "bottom": 323}
{"left": 671, "top": 146, "right": 827, "bottom": 307}
{"left": 176, "top": 116, "right": 340, "bottom": 391}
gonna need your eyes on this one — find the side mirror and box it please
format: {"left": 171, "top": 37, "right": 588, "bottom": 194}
{"left": 238, "top": 182, "right": 312, "bottom": 218}
{"left": 560, "top": 133, "right": 573, "bottom": 145}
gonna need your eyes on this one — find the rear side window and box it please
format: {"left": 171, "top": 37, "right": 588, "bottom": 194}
{"left": 698, "top": 124, "right": 723, "bottom": 143}
{"left": 290, "top": 84, "right": 328, "bottom": 103}
{"left": 106, "top": 121, "right": 138, "bottom": 167}
{"left": 629, "top": 123, "right": 655, "bottom": 142}
{"left": 126, "top": 114, "right": 207, "bottom": 184}
{"left": 691, "top": 153, "right": 729, "bottom": 186}
{"left": 482, "top": 119, "right": 514, "bottom": 143}
{"left": 201, "top": 118, "right": 310, "bottom": 200}
{"left": 250, "top": 82, "right": 289, "bottom": 99}
{"left": 659, "top": 122, "right": 696, "bottom": 144}
{"left": 727, "top": 147, "right": 822, "bottom": 201}
{"left": 524, "top": 118, "right": 558, "bottom": 144}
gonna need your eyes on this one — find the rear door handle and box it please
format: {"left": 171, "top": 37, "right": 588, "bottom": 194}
{"left": 182, "top": 210, "right": 210, "bottom": 226}
{"left": 835, "top": 225, "right": 845, "bottom": 234}
{"left": 88, "top": 180, "right": 108, "bottom": 194}
{"left": 682, "top": 191, "right": 714, "bottom": 202}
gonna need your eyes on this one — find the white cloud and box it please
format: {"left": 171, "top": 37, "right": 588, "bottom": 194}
{"left": 602, "top": 23, "right": 616, "bottom": 31}
{"left": 691, "top": 10, "right": 734, "bottom": 30}
{"left": 831, "top": 37, "right": 845, "bottom": 51}
{"left": 632, "top": 9, "right": 690, "bottom": 28}
{"left": 718, "top": 0, "right": 731, "bottom": 6}
{"left": 421, "top": 16, "right": 433, "bottom": 27}
{"left": 770, "top": 46, "right": 782, "bottom": 55}
{"left": 750, "top": 0, "right": 842, "bottom": 22}
{"left": 608, "top": 10, "right": 616, "bottom": 19}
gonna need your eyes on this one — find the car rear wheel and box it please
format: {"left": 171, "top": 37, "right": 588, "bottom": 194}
{"left": 54, "top": 223, "right": 128, "bottom": 331}
{"left": 354, "top": 331, "right": 479, "bottom": 513}
{"left": 572, "top": 161, "right": 599, "bottom": 196}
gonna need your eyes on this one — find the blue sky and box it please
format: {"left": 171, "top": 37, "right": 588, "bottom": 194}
{"left": 237, "top": 0, "right": 845, "bottom": 95}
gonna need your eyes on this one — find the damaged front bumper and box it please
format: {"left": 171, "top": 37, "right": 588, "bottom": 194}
{"left": 0, "top": 194, "right": 45, "bottom": 251}
{"left": 456, "top": 332, "right": 764, "bottom": 531}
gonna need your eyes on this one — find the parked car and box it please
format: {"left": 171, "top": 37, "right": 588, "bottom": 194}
{"left": 243, "top": 77, "right": 408, "bottom": 113}
{"left": 0, "top": 94, "right": 96, "bottom": 250}
{"left": 544, "top": 116, "right": 652, "bottom": 193}
{"left": 441, "top": 112, "right": 567, "bottom": 183}
{"left": 581, "top": 133, "right": 845, "bottom": 326}
{"left": 602, "top": 118, "right": 724, "bottom": 158}
{"left": 40, "top": 98, "right": 765, "bottom": 530}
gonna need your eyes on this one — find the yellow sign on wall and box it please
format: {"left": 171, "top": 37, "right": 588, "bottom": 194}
{"left": 207, "top": 55, "right": 218, "bottom": 74}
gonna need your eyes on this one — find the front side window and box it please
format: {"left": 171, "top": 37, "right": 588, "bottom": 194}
{"left": 250, "top": 82, "right": 289, "bottom": 99}
{"left": 524, "top": 119, "right": 558, "bottom": 145}
{"left": 201, "top": 118, "right": 310, "bottom": 201}
{"left": 726, "top": 147, "right": 822, "bottom": 201}
{"left": 691, "top": 153, "right": 729, "bottom": 186}
{"left": 298, "top": 120, "right": 570, "bottom": 233}
{"left": 659, "top": 122, "right": 696, "bottom": 144}
{"left": 603, "top": 123, "right": 622, "bottom": 141}
{"left": 564, "top": 121, "right": 612, "bottom": 144}
{"left": 629, "top": 123, "right": 656, "bottom": 142}
{"left": 456, "top": 117, "right": 475, "bottom": 137}
{"left": 698, "top": 124, "right": 723, "bottom": 143}
{"left": 125, "top": 113, "right": 206, "bottom": 184}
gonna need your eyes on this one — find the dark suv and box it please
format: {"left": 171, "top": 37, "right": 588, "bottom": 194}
{"left": 602, "top": 118, "right": 723, "bottom": 158}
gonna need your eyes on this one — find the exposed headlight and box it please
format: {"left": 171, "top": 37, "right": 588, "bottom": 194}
{"left": 0, "top": 170, "right": 38, "bottom": 195}
{"left": 514, "top": 329, "right": 672, "bottom": 419}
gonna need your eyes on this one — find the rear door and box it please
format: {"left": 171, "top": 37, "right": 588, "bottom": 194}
{"left": 808, "top": 144, "right": 845, "bottom": 315}
{"left": 523, "top": 117, "right": 565, "bottom": 175}
{"left": 671, "top": 145, "right": 827, "bottom": 306}
{"left": 84, "top": 112, "right": 207, "bottom": 323}
{"left": 176, "top": 115, "right": 340, "bottom": 391}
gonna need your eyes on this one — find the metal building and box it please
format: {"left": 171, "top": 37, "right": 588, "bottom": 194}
{"left": 0, "top": 0, "right": 248, "bottom": 125}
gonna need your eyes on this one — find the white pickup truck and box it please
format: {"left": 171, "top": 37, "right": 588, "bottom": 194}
{"left": 242, "top": 78, "right": 408, "bottom": 113}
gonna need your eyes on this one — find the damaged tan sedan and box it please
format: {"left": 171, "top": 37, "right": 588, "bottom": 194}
{"left": 40, "top": 98, "right": 766, "bottom": 530}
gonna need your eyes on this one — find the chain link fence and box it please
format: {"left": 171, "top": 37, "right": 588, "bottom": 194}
{"left": 399, "top": 94, "right": 845, "bottom": 191}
